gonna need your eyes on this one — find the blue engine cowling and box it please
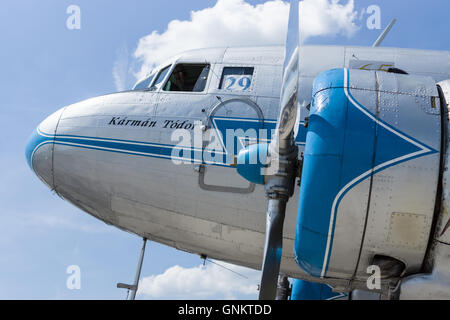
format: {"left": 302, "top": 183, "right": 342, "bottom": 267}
{"left": 294, "top": 68, "right": 442, "bottom": 286}
{"left": 291, "top": 279, "right": 347, "bottom": 300}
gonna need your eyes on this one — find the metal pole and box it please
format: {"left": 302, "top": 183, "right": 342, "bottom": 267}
{"left": 129, "top": 238, "right": 147, "bottom": 300}
{"left": 372, "top": 19, "right": 396, "bottom": 47}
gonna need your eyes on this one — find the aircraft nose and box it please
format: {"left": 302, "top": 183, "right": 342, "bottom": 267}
{"left": 25, "top": 108, "right": 64, "bottom": 189}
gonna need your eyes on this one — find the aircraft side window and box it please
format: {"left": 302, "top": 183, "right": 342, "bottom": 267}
{"left": 133, "top": 72, "right": 156, "bottom": 90}
{"left": 219, "top": 67, "right": 254, "bottom": 92}
{"left": 149, "top": 65, "right": 171, "bottom": 91}
{"left": 163, "top": 64, "right": 210, "bottom": 92}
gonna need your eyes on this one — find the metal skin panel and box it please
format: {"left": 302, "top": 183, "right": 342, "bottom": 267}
{"left": 295, "top": 68, "right": 440, "bottom": 291}
{"left": 400, "top": 241, "right": 450, "bottom": 299}
{"left": 397, "top": 80, "right": 450, "bottom": 299}
{"left": 299, "top": 46, "right": 345, "bottom": 78}
{"left": 437, "top": 80, "right": 450, "bottom": 245}
{"left": 222, "top": 46, "right": 284, "bottom": 66}
{"left": 353, "top": 73, "right": 441, "bottom": 282}
{"left": 29, "top": 144, "right": 54, "bottom": 190}
{"left": 396, "top": 49, "right": 450, "bottom": 81}
{"left": 346, "top": 47, "right": 450, "bottom": 82}
{"left": 253, "top": 65, "right": 283, "bottom": 98}
{"left": 26, "top": 45, "right": 450, "bottom": 292}
{"left": 170, "top": 47, "right": 226, "bottom": 65}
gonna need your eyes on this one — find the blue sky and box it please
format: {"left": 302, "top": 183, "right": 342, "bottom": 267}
{"left": 0, "top": 0, "right": 449, "bottom": 300}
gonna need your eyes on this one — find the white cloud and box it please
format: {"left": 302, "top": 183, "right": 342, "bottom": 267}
{"left": 300, "top": 0, "right": 358, "bottom": 38}
{"left": 32, "top": 213, "right": 115, "bottom": 234}
{"left": 113, "top": 45, "right": 130, "bottom": 92}
{"left": 133, "top": 0, "right": 358, "bottom": 79}
{"left": 137, "top": 260, "right": 261, "bottom": 299}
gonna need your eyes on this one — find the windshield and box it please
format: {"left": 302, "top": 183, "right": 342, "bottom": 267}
{"left": 149, "top": 65, "right": 171, "bottom": 90}
{"left": 132, "top": 72, "right": 156, "bottom": 90}
{"left": 132, "top": 64, "right": 173, "bottom": 91}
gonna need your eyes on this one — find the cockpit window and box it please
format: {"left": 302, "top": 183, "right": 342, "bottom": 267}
{"left": 149, "top": 65, "right": 171, "bottom": 91}
{"left": 219, "top": 67, "right": 254, "bottom": 91}
{"left": 133, "top": 73, "right": 155, "bottom": 90}
{"left": 163, "top": 64, "right": 210, "bottom": 92}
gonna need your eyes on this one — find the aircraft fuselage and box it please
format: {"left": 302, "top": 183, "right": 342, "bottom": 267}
{"left": 26, "top": 45, "right": 450, "bottom": 289}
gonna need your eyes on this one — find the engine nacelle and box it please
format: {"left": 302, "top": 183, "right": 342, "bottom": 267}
{"left": 295, "top": 68, "right": 443, "bottom": 289}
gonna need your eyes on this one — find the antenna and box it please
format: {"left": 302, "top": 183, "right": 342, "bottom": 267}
{"left": 201, "top": 255, "right": 249, "bottom": 279}
{"left": 372, "top": 18, "right": 397, "bottom": 47}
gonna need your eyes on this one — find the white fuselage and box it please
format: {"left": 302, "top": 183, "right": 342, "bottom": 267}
{"left": 27, "top": 45, "right": 450, "bottom": 288}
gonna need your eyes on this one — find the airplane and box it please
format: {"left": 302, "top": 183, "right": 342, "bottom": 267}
{"left": 25, "top": 0, "right": 450, "bottom": 300}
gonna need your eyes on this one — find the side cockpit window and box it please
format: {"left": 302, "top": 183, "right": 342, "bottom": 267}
{"left": 219, "top": 67, "right": 254, "bottom": 92}
{"left": 164, "top": 64, "right": 210, "bottom": 92}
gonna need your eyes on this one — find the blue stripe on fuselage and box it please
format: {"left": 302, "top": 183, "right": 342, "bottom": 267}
{"left": 27, "top": 117, "right": 307, "bottom": 168}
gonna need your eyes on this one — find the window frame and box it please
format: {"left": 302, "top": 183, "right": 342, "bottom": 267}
{"left": 218, "top": 66, "right": 256, "bottom": 93}
{"left": 161, "top": 63, "right": 211, "bottom": 94}
{"left": 148, "top": 64, "right": 173, "bottom": 91}
{"left": 132, "top": 70, "right": 157, "bottom": 91}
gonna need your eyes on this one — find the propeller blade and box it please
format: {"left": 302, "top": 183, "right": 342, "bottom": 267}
{"left": 258, "top": 0, "right": 300, "bottom": 300}
{"left": 273, "top": 0, "right": 300, "bottom": 153}
{"left": 259, "top": 199, "right": 287, "bottom": 299}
